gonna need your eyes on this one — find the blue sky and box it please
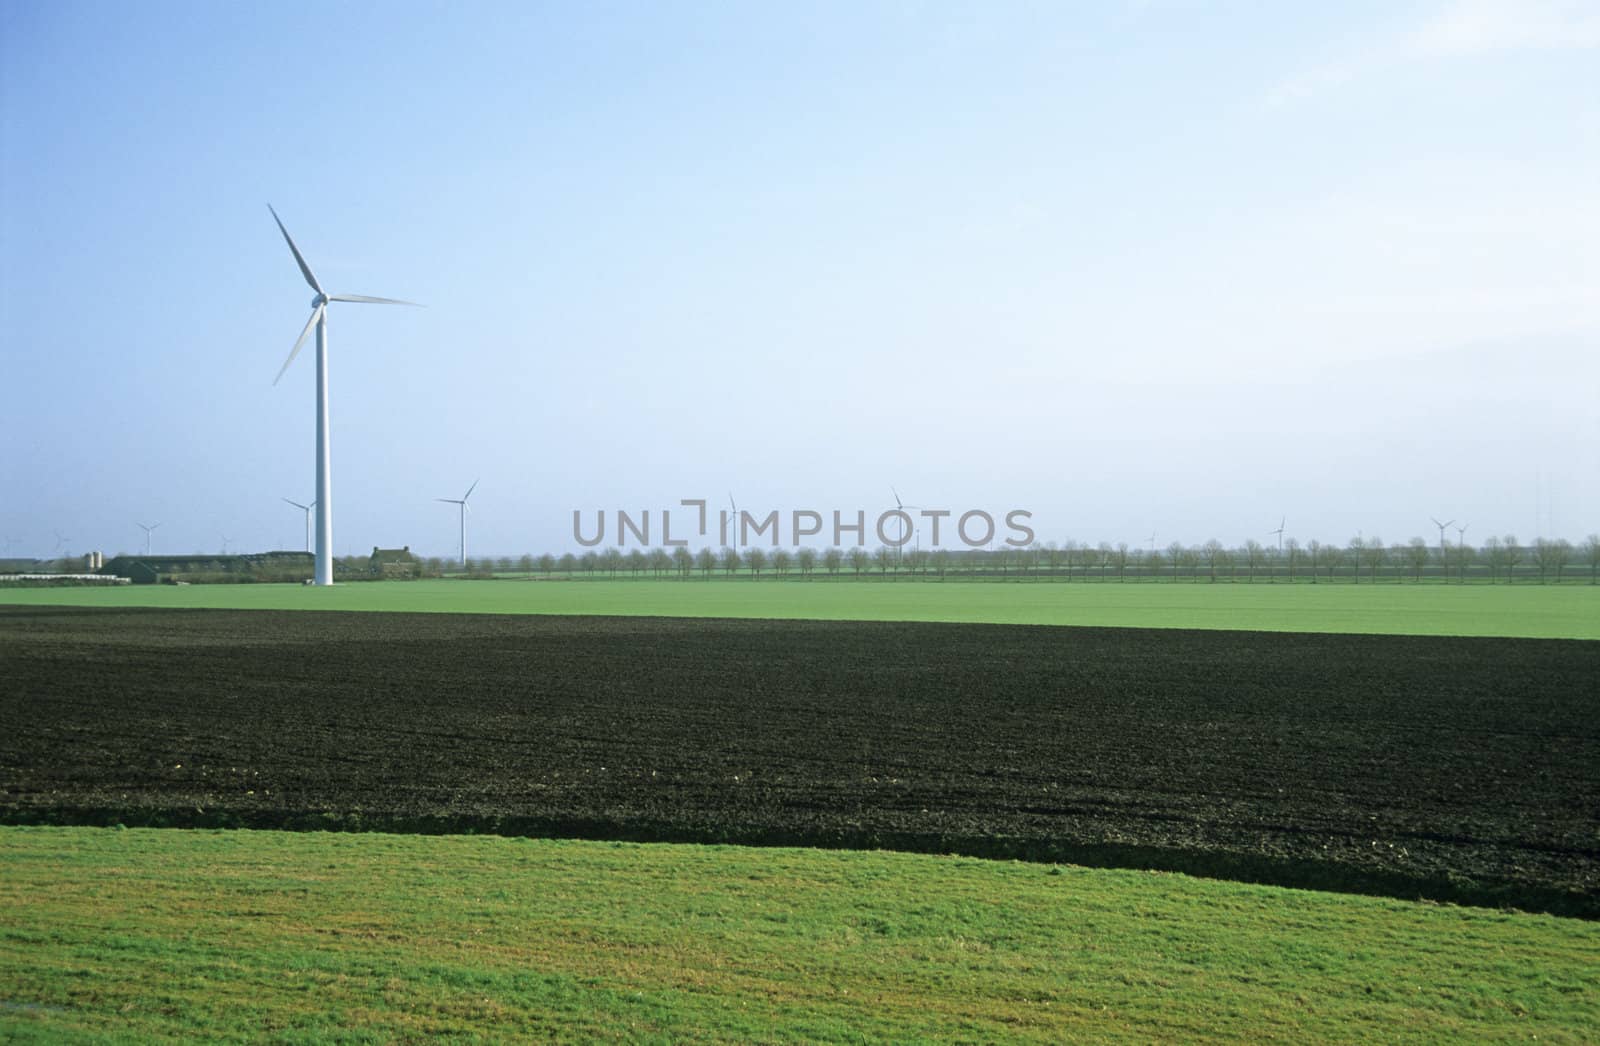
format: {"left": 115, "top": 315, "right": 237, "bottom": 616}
{"left": 2, "top": 0, "right": 1595, "bottom": 559}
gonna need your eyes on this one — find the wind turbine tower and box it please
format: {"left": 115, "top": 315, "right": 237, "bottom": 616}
{"left": 892, "top": 486, "right": 919, "bottom": 563}
{"left": 1270, "top": 516, "right": 1286, "bottom": 554}
{"left": 137, "top": 521, "right": 160, "bottom": 556}
{"left": 436, "top": 480, "right": 479, "bottom": 566}
{"left": 269, "top": 205, "right": 421, "bottom": 585}
{"left": 1430, "top": 517, "right": 1454, "bottom": 582}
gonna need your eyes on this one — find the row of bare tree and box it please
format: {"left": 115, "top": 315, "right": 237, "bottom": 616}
{"left": 408, "top": 534, "right": 1599, "bottom": 583}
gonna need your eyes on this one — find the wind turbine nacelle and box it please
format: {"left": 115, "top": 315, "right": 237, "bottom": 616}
{"left": 312, "top": 294, "right": 327, "bottom": 309}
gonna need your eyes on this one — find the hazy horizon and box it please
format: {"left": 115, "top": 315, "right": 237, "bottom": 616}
{"left": 3, "top": 1, "right": 1595, "bottom": 560}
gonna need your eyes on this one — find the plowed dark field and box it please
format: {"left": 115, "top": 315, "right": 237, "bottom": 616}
{"left": 3, "top": 606, "right": 1595, "bottom": 915}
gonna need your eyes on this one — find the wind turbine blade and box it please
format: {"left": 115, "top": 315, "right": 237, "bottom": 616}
{"left": 328, "top": 294, "right": 423, "bottom": 306}
{"left": 464, "top": 479, "right": 479, "bottom": 500}
{"left": 268, "top": 204, "right": 324, "bottom": 295}
{"left": 436, "top": 498, "right": 464, "bottom": 505}
{"left": 893, "top": 486, "right": 902, "bottom": 509}
{"left": 274, "top": 305, "right": 322, "bottom": 385}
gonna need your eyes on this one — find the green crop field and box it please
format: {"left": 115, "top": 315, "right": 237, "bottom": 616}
{"left": 2, "top": 827, "right": 1595, "bottom": 1043}
{"left": 4, "top": 578, "right": 1596, "bottom": 638}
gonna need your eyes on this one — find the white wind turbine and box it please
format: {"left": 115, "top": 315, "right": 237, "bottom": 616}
{"left": 436, "top": 480, "right": 478, "bottom": 566}
{"left": 1269, "top": 516, "right": 1286, "bottom": 554}
{"left": 137, "top": 521, "right": 160, "bottom": 556}
{"left": 892, "top": 486, "right": 920, "bottom": 563}
{"left": 724, "top": 492, "right": 739, "bottom": 547}
{"left": 1430, "top": 516, "right": 1454, "bottom": 580}
{"left": 282, "top": 499, "right": 316, "bottom": 553}
{"left": 269, "top": 204, "right": 421, "bottom": 586}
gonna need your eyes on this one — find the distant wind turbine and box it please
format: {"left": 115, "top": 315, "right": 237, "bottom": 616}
{"left": 1429, "top": 517, "right": 1454, "bottom": 580}
{"left": 137, "top": 521, "right": 161, "bottom": 556}
{"left": 269, "top": 204, "right": 422, "bottom": 586}
{"left": 436, "top": 480, "right": 478, "bottom": 566}
{"left": 220, "top": 534, "right": 231, "bottom": 556}
{"left": 725, "top": 492, "right": 739, "bottom": 547}
{"left": 282, "top": 499, "right": 316, "bottom": 553}
{"left": 892, "top": 486, "right": 920, "bottom": 561}
{"left": 53, "top": 531, "right": 70, "bottom": 554}
{"left": 1269, "top": 516, "right": 1286, "bottom": 554}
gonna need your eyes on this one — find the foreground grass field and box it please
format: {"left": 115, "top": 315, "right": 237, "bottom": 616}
{"left": 4, "top": 577, "right": 1596, "bottom": 637}
{"left": 1, "top": 828, "right": 1595, "bottom": 1042}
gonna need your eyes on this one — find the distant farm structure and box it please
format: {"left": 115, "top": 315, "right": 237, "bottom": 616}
{"left": 369, "top": 546, "right": 421, "bottom": 579}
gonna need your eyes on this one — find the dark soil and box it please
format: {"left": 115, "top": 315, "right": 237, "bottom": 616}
{"left": 2, "top": 606, "right": 1595, "bottom": 915}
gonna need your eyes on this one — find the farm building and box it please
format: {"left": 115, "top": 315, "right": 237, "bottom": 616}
{"left": 369, "top": 546, "right": 420, "bottom": 578}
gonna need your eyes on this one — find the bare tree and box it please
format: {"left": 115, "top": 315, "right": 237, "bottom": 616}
{"left": 648, "top": 548, "right": 671, "bottom": 577}
{"left": 1076, "top": 544, "right": 1098, "bottom": 581}
{"left": 1584, "top": 534, "right": 1600, "bottom": 585}
{"left": 1165, "top": 541, "right": 1186, "bottom": 583}
{"left": 796, "top": 547, "right": 817, "bottom": 576}
{"left": 848, "top": 547, "right": 868, "bottom": 576}
{"left": 1202, "top": 539, "right": 1223, "bottom": 582}
{"left": 1320, "top": 543, "right": 1343, "bottom": 583}
{"left": 1114, "top": 542, "right": 1130, "bottom": 582}
{"left": 933, "top": 548, "right": 951, "bottom": 578}
{"left": 1143, "top": 547, "right": 1162, "bottom": 581}
{"left": 579, "top": 551, "right": 598, "bottom": 576}
{"left": 671, "top": 546, "right": 692, "bottom": 578}
{"left": 823, "top": 547, "right": 843, "bottom": 575}
{"left": 721, "top": 547, "right": 741, "bottom": 577}
{"left": 695, "top": 547, "right": 716, "bottom": 578}
{"left": 625, "top": 549, "right": 647, "bottom": 576}
{"left": 745, "top": 547, "right": 767, "bottom": 577}
{"left": 1535, "top": 538, "right": 1572, "bottom": 584}
{"left": 1285, "top": 537, "right": 1300, "bottom": 582}
{"left": 538, "top": 554, "right": 555, "bottom": 577}
{"left": 873, "top": 545, "right": 894, "bottom": 574}
{"left": 1405, "top": 537, "right": 1428, "bottom": 582}
{"left": 771, "top": 548, "right": 791, "bottom": 576}
{"left": 559, "top": 552, "right": 577, "bottom": 576}
{"left": 1482, "top": 535, "right": 1503, "bottom": 583}
{"left": 1360, "top": 537, "right": 1384, "bottom": 582}
{"left": 1502, "top": 535, "right": 1521, "bottom": 584}
{"left": 1244, "top": 539, "right": 1264, "bottom": 582}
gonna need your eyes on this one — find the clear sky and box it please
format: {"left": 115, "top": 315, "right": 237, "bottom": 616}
{"left": 2, "top": 0, "right": 1595, "bottom": 559}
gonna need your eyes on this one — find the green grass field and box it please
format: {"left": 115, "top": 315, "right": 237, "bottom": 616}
{"left": 2, "top": 827, "right": 1595, "bottom": 1043}
{"left": 4, "top": 577, "right": 1595, "bottom": 638}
